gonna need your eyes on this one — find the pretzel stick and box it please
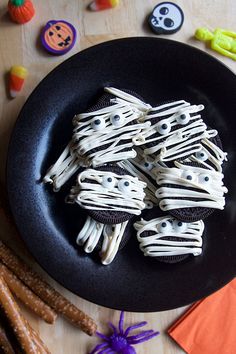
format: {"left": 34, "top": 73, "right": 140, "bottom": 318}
{"left": 0, "top": 241, "right": 97, "bottom": 336}
{"left": 0, "top": 276, "right": 40, "bottom": 354}
{"left": 0, "top": 263, "right": 57, "bottom": 324}
{"left": 0, "top": 320, "right": 15, "bottom": 354}
{"left": 24, "top": 316, "right": 50, "bottom": 354}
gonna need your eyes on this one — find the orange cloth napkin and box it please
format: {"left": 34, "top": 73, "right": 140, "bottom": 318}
{"left": 168, "top": 278, "right": 236, "bottom": 354}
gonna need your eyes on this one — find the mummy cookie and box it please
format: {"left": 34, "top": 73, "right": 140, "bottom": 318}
{"left": 43, "top": 88, "right": 151, "bottom": 191}
{"left": 133, "top": 100, "right": 214, "bottom": 163}
{"left": 134, "top": 215, "right": 204, "bottom": 263}
{"left": 72, "top": 87, "right": 151, "bottom": 167}
{"left": 148, "top": 2, "right": 184, "bottom": 35}
{"left": 72, "top": 165, "right": 147, "bottom": 224}
{"left": 155, "top": 161, "right": 228, "bottom": 221}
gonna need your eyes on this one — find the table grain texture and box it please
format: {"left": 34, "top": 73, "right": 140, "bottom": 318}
{"left": 0, "top": 1, "right": 235, "bottom": 353}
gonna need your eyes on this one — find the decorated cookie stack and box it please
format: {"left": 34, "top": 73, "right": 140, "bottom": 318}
{"left": 43, "top": 88, "right": 228, "bottom": 265}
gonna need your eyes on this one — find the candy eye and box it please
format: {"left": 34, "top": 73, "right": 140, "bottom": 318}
{"left": 173, "top": 220, "right": 187, "bottom": 233}
{"left": 176, "top": 112, "right": 190, "bottom": 125}
{"left": 195, "top": 150, "right": 208, "bottom": 161}
{"left": 102, "top": 175, "right": 116, "bottom": 189}
{"left": 110, "top": 111, "right": 125, "bottom": 127}
{"left": 182, "top": 170, "right": 196, "bottom": 182}
{"left": 157, "top": 121, "right": 171, "bottom": 135}
{"left": 91, "top": 117, "right": 106, "bottom": 131}
{"left": 141, "top": 160, "right": 154, "bottom": 171}
{"left": 198, "top": 174, "right": 211, "bottom": 185}
{"left": 118, "top": 179, "right": 132, "bottom": 193}
{"left": 158, "top": 220, "right": 172, "bottom": 234}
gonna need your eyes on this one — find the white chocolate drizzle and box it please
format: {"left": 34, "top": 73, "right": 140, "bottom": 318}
{"left": 155, "top": 161, "right": 228, "bottom": 211}
{"left": 76, "top": 216, "right": 129, "bottom": 265}
{"left": 43, "top": 87, "right": 152, "bottom": 189}
{"left": 134, "top": 216, "right": 204, "bottom": 257}
{"left": 72, "top": 87, "right": 151, "bottom": 167}
{"left": 188, "top": 137, "right": 228, "bottom": 172}
{"left": 43, "top": 143, "right": 82, "bottom": 191}
{"left": 75, "top": 169, "right": 146, "bottom": 215}
{"left": 132, "top": 100, "right": 212, "bottom": 162}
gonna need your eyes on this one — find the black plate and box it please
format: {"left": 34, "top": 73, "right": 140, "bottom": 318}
{"left": 7, "top": 37, "right": 236, "bottom": 312}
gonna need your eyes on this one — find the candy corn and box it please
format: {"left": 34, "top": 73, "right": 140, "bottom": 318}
{"left": 9, "top": 66, "right": 28, "bottom": 98}
{"left": 89, "top": 0, "right": 119, "bottom": 11}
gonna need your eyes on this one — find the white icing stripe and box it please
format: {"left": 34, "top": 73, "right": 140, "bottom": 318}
{"left": 155, "top": 161, "right": 228, "bottom": 210}
{"left": 101, "top": 221, "right": 129, "bottom": 265}
{"left": 43, "top": 143, "right": 82, "bottom": 191}
{"left": 189, "top": 137, "right": 228, "bottom": 172}
{"left": 134, "top": 216, "right": 204, "bottom": 257}
{"left": 75, "top": 169, "right": 146, "bottom": 215}
{"left": 76, "top": 216, "right": 129, "bottom": 265}
{"left": 132, "top": 101, "right": 207, "bottom": 162}
{"left": 72, "top": 88, "right": 151, "bottom": 167}
{"left": 104, "top": 87, "right": 152, "bottom": 111}
{"left": 117, "top": 159, "right": 158, "bottom": 209}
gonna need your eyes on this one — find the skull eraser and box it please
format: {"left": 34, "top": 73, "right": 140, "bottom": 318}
{"left": 148, "top": 2, "right": 184, "bottom": 35}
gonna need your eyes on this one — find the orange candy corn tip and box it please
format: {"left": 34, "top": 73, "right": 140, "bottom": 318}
{"left": 89, "top": 0, "right": 119, "bottom": 11}
{"left": 9, "top": 66, "right": 28, "bottom": 98}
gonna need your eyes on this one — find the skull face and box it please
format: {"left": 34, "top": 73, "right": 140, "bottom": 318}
{"left": 149, "top": 2, "right": 184, "bottom": 35}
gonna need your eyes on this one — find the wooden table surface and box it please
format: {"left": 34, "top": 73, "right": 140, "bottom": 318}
{"left": 0, "top": 1, "right": 235, "bottom": 353}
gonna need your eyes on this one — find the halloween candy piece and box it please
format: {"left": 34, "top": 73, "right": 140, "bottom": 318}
{"left": 134, "top": 215, "right": 204, "bottom": 263}
{"left": 89, "top": 0, "right": 119, "bottom": 11}
{"left": 133, "top": 99, "right": 209, "bottom": 163}
{"left": 0, "top": 241, "right": 97, "bottom": 336}
{"left": 8, "top": 0, "right": 35, "bottom": 24}
{"left": 148, "top": 2, "right": 184, "bottom": 35}
{"left": 41, "top": 20, "right": 77, "bottom": 55}
{"left": 74, "top": 166, "right": 147, "bottom": 224}
{"left": 90, "top": 311, "right": 159, "bottom": 353}
{"left": 9, "top": 66, "right": 28, "bottom": 98}
{"left": 0, "top": 263, "right": 57, "bottom": 324}
{"left": 43, "top": 88, "right": 151, "bottom": 191}
{"left": 195, "top": 28, "right": 236, "bottom": 61}
{"left": 155, "top": 161, "right": 228, "bottom": 222}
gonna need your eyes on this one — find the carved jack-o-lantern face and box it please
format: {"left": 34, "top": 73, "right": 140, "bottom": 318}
{"left": 41, "top": 20, "right": 77, "bottom": 55}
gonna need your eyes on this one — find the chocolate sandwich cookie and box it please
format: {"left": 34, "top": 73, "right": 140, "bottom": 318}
{"left": 134, "top": 210, "right": 204, "bottom": 263}
{"left": 133, "top": 99, "right": 206, "bottom": 164}
{"left": 156, "top": 160, "right": 228, "bottom": 222}
{"left": 72, "top": 87, "right": 151, "bottom": 168}
{"left": 74, "top": 165, "right": 147, "bottom": 224}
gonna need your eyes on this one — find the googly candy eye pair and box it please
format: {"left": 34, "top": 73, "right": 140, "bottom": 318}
{"left": 74, "top": 165, "right": 147, "bottom": 225}
{"left": 158, "top": 219, "right": 187, "bottom": 233}
{"left": 102, "top": 175, "right": 132, "bottom": 193}
{"left": 181, "top": 170, "right": 211, "bottom": 185}
{"left": 156, "top": 112, "right": 191, "bottom": 135}
{"left": 91, "top": 111, "right": 125, "bottom": 131}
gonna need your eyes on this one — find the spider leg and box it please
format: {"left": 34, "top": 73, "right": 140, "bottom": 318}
{"left": 108, "top": 322, "right": 118, "bottom": 335}
{"left": 96, "top": 331, "right": 110, "bottom": 341}
{"left": 119, "top": 311, "right": 125, "bottom": 334}
{"left": 128, "top": 331, "right": 160, "bottom": 345}
{"left": 127, "top": 329, "right": 155, "bottom": 341}
{"left": 124, "top": 321, "right": 147, "bottom": 336}
{"left": 98, "top": 348, "right": 115, "bottom": 354}
{"left": 89, "top": 342, "right": 109, "bottom": 354}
